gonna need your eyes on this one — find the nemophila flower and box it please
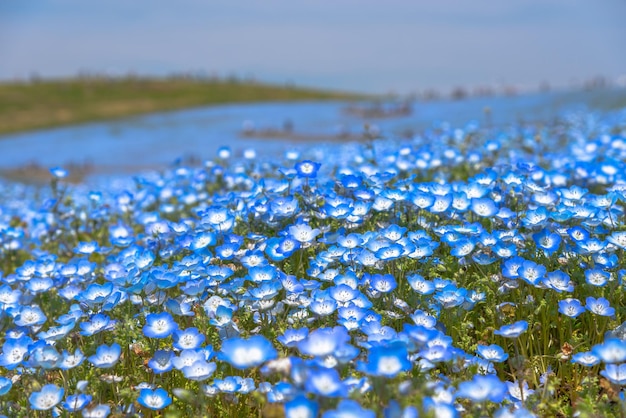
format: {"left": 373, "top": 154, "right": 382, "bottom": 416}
{"left": 80, "top": 313, "right": 116, "bottom": 337}
{"left": 494, "top": 320, "right": 528, "bottom": 338}
{"left": 0, "top": 336, "right": 31, "bottom": 369}
{"left": 543, "top": 270, "right": 574, "bottom": 293}
{"left": 88, "top": 343, "right": 121, "bottom": 368}
{"left": 148, "top": 350, "right": 174, "bottom": 374}
{"left": 523, "top": 206, "right": 548, "bottom": 227}
{"left": 429, "top": 194, "right": 452, "bottom": 213}
{"left": 375, "top": 243, "right": 404, "bottom": 261}
{"left": 182, "top": 360, "right": 217, "bottom": 381}
{"left": 450, "top": 239, "right": 475, "bottom": 257}
{"left": 284, "top": 395, "right": 318, "bottom": 418}
{"left": 50, "top": 166, "right": 68, "bottom": 178}
{"left": 305, "top": 367, "right": 347, "bottom": 397}
{"left": 298, "top": 327, "right": 349, "bottom": 357}
{"left": 533, "top": 229, "right": 562, "bottom": 256}
{"left": 357, "top": 342, "right": 412, "bottom": 377}
{"left": 506, "top": 380, "right": 535, "bottom": 402}
{"left": 592, "top": 339, "right": 626, "bottom": 363}
{"left": 471, "top": 197, "right": 498, "bottom": 217}
{"left": 80, "top": 282, "right": 114, "bottom": 306}
{"left": 137, "top": 388, "right": 172, "bottom": 410}
{"left": 457, "top": 374, "right": 507, "bottom": 403}
{"left": 571, "top": 351, "right": 601, "bottom": 367}
{"left": 82, "top": 404, "right": 111, "bottom": 418}
{"left": 600, "top": 364, "right": 626, "bottom": 385}
{"left": 29, "top": 384, "right": 63, "bottom": 411}
{"left": 584, "top": 268, "right": 610, "bottom": 287}
{"left": 295, "top": 160, "right": 321, "bottom": 178}
{"left": 517, "top": 260, "right": 546, "bottom": 286}
{"left": 476, "top": 344, "right": 509, "bottom": 363}
{"left": 0, "top": 377, "right": 12, "bottom": 396}
{"left": 14, "top": 305, "right": 47, "bottom": 327}
{"left": 172, "top": 327, "right": 205, "bottom": 350}
{"left": 74, "top": 241, "right": 99, "bottom": 255}
{"left": 410, "top": 310, "right": 437, "bottom": 328}
{"left": 407, "top": 274, "right": 435, "bottom": 295}
{"left": 586, "top": 297, "right": 615, "bottom": 317}
{"left": 607, "top": 231, "right": 626, "bottom": 249}
{"left": 309, "top": 298, "right": 338, "bottom": 316}
{"left": 369, "top": 273, "right": 397, "bottom": 293}
{"left": 219, "top": 335, "right": 277, "bottom": 369}
{"left": 63, "top": 393, "right": 92, "bottom": 412}
{"left": 288, "top": 222, "right": 320, "bottom": 244}
{"left": 558, "top": 298, "right": 585, "bottom": 318}
{"left": 502, "top": 256, "right": 524, "bottom": 279}
{"left": 24, "top": 277, "right": 54, "bottom": 294}
{"left": 143, "top": 312, "right": 178, "bottom": 338}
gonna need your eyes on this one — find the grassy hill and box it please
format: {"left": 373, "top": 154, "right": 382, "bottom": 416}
{"left": 0, "top": 77, "right": 364, "bottom": 136}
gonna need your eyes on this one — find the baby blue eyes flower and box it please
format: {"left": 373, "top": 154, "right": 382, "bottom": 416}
{"left": 476, "top": 344, "right": 509, "bottom": 363}
{"left": 137, "top": 388, "right": 172, "bottom": 410}
{"left": 457, "top": 374, "right": 507, "bottom": 403}
{"left": 494, "top": 320, "right": 528, "bottom": 339}
{"left": 29, "top": 384, "right": 64, "bottom": 411}
{"left": 284, "top": 395, "right": 318, "bottom": 418}
{"left": 558, "top": 298, "right": 585, "bottom": 318}
{"left": 288, "top": 223, "right": 320, "bottom": 244}
{"left": 586, "top": 297, "right": 615, "bottom": 317}
{"left": 600, "top": 364, "right": 626, "bottom": 385}
{"left": 63, "top": 393, "right": 92, "bottom": 412}
{"left": 592, "top": 339, "right": 626, "bottom": 363}
{"left": 219, "top": 335, "right": 277, "bottom": 369}
{"left": 295, "top": 160, "right": 321, "bottom": 178}
{"left": 49, "top": 167, "right": 68, "bottom": 179}
{"left": 357, "top": 343, "right": 412, "bottom": 377}
{"left": 88, "top": 343, "right": 121, "bottom": 368}
{"left": 0, "top": 377, "right": 12, "bottom": 396}
{"left": 143, "top": 312, "right": 178, "bottom": 338}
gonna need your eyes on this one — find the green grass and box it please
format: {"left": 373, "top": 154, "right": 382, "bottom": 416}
{"left": 0, "top": 77, "right": 365, "bottom": 136}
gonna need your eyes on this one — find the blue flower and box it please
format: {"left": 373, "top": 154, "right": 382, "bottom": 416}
{"left": 284, "top": 395, "right": 318, "bottom": 418}
{"left": 29, "top": 384, "right": 63, "bottom": 410}
{"left": 298, "top": 327, "right": 349, "bottom": 357}
{"left": 0, "top": 377, "right": 12, "bottom": 396}
{"left": 518, "top": 260, "right": 546, "bottom": 286}
{"left": 476, "top": 344, "right": 509, "bottom": 363}
{"left": 592, "top": 339, "right": 626, "bottom": 363}
{"left": 533, "top": 229, "right": 562, "bottom": 256}
{"left": 305, "top": 367, "right": 347, "bottom": 397}
{"left": 571, "top": 351, "right": 601, "bottom": 367}
{"left": 357, "top": 342, "right": 412, "bottom": 377}
{"left": 182, "top": 360, "right": 217, "bottom": 381}
{"left": 173, "top": 327, "right": 205, "bottom": 350}
{"left": 88, "top": 343, "right": 121, "bottom": 368}
{"left": 295, "top": 160, "right": 321, "bottom": 178}
{"left": 471, "top": 197, "right": 498, "bottom": 217}
{"left": 558, "top": 298, "right": 585, "bottom": 318}
{"left": 322, "top": 399, "right": 376, "bottom": 418}
{"left": 148, "top": 350, "right": 174, "bottom": 374}
{"left": 494, "top": 320, "right": 528, "bottom": 338}
{"left": 63, "top": 393, "right": 92, "bottom": 412}
{"left": 586, "top": 297, "right": 615, "bottom": 317}
{"left": 137, "top": 388, "right": 172, "bottom": 410}
{"left": 584, "top": 268, "right": 610, "bottom": 287}
{"left": 457, "top": 374, "right": 507, "bottom": 403}
{"left": 219, "top": 335, "right": 277, "bottom": 369}
{"left": 143, "top": 312, "right": 178, "bottom": 338}
{"left": 600, "top": 364, "right": 626, "bottom": 385}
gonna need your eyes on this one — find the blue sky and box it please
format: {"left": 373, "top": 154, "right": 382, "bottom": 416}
{"left": 1, "top": 0, "right": 625, "bottom": 93}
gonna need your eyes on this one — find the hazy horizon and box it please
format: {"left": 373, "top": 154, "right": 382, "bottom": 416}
{"left": 1, "top": 0, "right": 625, "bottom": 94}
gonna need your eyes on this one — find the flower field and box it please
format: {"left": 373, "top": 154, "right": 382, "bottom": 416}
{"left": 1, "top": 107, "right": 626, "bottom": 417}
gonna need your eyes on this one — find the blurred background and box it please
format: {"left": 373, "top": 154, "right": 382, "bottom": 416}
{"left": 1, "top": 0, "right": 625, "bottom": 181}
